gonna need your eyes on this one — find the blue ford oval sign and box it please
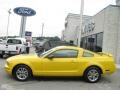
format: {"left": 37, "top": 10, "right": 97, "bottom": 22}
{"left": 14, "top": 7, "right": 36, "bottom": 16}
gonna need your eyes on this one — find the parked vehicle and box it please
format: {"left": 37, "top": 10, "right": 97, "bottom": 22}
{"left": 5, "top": 46, "right": 116, "bottom": 83}
{"left": 35, "top": 40, "right": 73, "bottom": 53}
{"left": 0, "top": 38, "right": 27, "bottom": 57}
{"left": 32, "top": 40, "right": 41, "bottom": 47}
{"left": 0, "top": 39, "right": 3, "bottom": 44}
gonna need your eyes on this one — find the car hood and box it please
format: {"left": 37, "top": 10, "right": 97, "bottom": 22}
{"left": 7, "top": 54, "right": 38, "bottom": 62}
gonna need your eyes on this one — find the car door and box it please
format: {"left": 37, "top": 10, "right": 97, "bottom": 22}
{"left": 41, "top": 49, "right": 80, "bottom": 76}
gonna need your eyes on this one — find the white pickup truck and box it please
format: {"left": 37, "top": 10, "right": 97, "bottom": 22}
{"left": 0, "top": 38, "right": 27, "bottom": 57}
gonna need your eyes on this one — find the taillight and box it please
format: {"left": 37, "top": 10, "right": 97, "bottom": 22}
{"left": 16, "top": 46, "right": 18, "bottom": 50}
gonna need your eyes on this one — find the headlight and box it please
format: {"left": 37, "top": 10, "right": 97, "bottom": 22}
{"left": 6, "top": 61, "right": 10, "bottom": 66}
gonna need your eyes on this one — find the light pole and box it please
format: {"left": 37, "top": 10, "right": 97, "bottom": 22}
{"left": 41, "top": 23, "right": 44, "bottom": 37}
{"left": 78, "top": 0, "right": 84, "bottom": 47}
{"left": 6, "top": 8, "right": 11, "bottom": 39}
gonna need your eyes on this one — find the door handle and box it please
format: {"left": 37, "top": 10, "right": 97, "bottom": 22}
{"left": 71, "top": 60, "right": 76, "bottom": 63}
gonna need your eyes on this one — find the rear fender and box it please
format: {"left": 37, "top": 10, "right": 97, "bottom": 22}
{"left": 81, "top": 63, "right": 105, "bottom": 75}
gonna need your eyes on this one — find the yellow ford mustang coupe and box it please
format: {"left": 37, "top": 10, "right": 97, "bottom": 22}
{"left": 5, "top": 46, "right": 116, "bottom": 83}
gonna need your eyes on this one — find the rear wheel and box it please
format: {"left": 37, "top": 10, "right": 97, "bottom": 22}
{"left": 13, "top": 65, "right": 32, "bottom": 81}
{"left": 83, "top": 67, "right": 101, "bottom": 83}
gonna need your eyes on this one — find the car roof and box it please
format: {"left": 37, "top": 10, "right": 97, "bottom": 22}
{"left": 7, "top": 38, "right": 26, "bottom": 41}
{"left": 54, "top": 46, "right": 83, "bottom": 50}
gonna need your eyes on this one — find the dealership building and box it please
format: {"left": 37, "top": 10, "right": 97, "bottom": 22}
{"left": 62, "top": 13, "right": 91, "bottom": 45}
{"left": 62, "top": 0, "right": 120, "bottom": 64}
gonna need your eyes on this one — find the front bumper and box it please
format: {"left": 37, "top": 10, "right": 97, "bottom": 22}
{"left": 4, "top": 64, "right": 12, "bottom": 75}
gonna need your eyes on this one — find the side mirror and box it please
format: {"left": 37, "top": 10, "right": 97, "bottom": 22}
{"left": 47, "top": 55, "right": 54, "bottom": 59}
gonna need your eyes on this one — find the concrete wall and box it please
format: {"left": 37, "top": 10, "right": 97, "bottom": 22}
{"left": 116, "top": 6, "right": 120, "bottom": 64}
{"left": 64, "top": 14, "right": 80, "bottom": 45}
{"left": 82, "top": 8, "right": 105, "bottom": 37}
{"left": 63, "top": 13, "right": 91, "bottom": 45}
{"left": 102, "top": 6, "right": 119, "bottom": 63}
{"left": 116, "top": 0, "right": 120, "bottom": 5}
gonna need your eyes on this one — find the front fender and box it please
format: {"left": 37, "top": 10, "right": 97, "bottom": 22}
{"left": 11, "top": 61, "right": 34, "bottom": 74}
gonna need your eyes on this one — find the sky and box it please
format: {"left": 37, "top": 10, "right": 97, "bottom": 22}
{"left": 0, "top": 0, "right": 115, "bottom": 37}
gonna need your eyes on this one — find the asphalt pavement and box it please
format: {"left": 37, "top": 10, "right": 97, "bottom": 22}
{"left": 0, "top": 48, "right": 120, "bottom": 90}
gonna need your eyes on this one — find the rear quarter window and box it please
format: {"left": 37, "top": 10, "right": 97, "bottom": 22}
{"left": 83, "top": 52, "right": 94, "bottom": 57}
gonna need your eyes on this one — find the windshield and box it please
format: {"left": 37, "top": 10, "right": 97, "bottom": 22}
{"left": 7, "top": 39, "right": 22, "bottom": 44}
{"left": 39, "top": 48, "right": 54, "bottom": 57}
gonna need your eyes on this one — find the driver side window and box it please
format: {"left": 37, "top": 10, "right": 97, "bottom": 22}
{"left": 48, "top": 49, "right": 78, "bottom": 58}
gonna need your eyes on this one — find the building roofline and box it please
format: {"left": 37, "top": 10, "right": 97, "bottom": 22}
{"left": 93, "top": 4, "right": 120, "bottom": 17}
{"left": 65, "top": 4, "right": 120, "bottom": 21}
{"left": 65, "top": 13, "right": 92, "bottom": 20}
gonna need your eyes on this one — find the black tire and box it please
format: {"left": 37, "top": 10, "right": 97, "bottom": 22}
{"left": 19, "top": 49, "right": 21, "bottom": 54}
{"left": 83, "top": 67, "right": 101, "bottom": 83}
{"left": 0, "top": 54, "right": 3, "bottom": 58}
{"left": 12, "top": 65, "right": 32, "bottom": 81}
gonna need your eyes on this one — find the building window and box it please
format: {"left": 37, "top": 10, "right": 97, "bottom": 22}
{"left": 70, "top": 40, "right": 74, "bottom": 45}
{"left": 96, "top": 32, "right": 103, "bottom": 52}
{"left": 84, "top": 22, "right": 95, "bottom": 33}
{"left": 81, "top": 32, "right": 103, "bottom": 52}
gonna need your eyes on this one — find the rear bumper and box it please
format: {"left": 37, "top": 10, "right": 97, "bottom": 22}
{"left": 0, "top": 50, "right": 19, "bottom": 55}
{"left": 103, "top": 64, "right": 116, "bottom": 75}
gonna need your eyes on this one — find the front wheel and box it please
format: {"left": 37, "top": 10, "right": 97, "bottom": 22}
{"left": 0, "top": 54, "right": 3, "bottom": 58}
{"left": 19, "top": 49, "right": 22, "bottom": 54}
{"left": 83, "top": 67, "right": 101, "bottom": 83}
{"left": 13, "top": 65, "right": 32, "bottom": 81}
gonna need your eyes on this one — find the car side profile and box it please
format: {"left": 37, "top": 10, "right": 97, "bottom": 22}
{"left": 5, "top": 46, "right": 116, "bottom": 83}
